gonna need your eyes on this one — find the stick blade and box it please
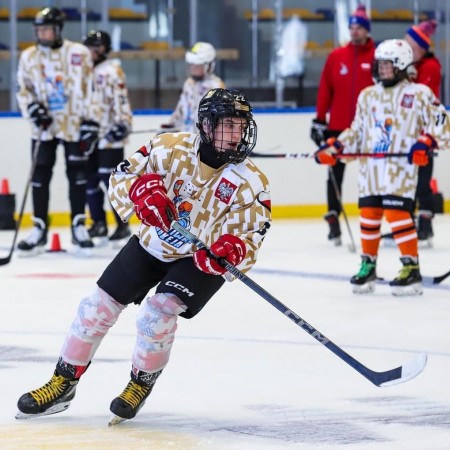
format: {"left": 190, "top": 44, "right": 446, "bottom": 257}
{"left": 379, "top": 352, "right": 427, "bottom": 387}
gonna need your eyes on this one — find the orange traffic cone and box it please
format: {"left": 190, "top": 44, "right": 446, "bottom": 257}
{"left": 1, "top": 178, "right": 10, "bottom": 195}
{"left": 47, "top": 233, "right": 66, "bottom": 253}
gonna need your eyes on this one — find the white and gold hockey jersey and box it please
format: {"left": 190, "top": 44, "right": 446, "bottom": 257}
{"left": 170, "top": 74, "right": 225, "bottom": 132}
{"left": 109, "top": 132, "right": 271, "bottom": 272}
{"left": 92, "top": 58, "right": 133, "bottom": 149}
{"left": 338, "top": 79, "right": 450, "bottom": 200}
{"left": 16, "top": 40, "right": 95, "bottom": 141}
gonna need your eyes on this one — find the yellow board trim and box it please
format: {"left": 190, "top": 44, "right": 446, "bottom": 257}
{"left": 16, "top": 200, "right": 449, "bottom": 228}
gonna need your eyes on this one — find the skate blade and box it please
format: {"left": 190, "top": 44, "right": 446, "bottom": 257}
{"left": 15, "top": 402, "right": 71, "bottom": 420}
{"left": 382, "top": 238, "right": 396, "bottom": 248}
{"left": 72, "top": 246, "right": 93, "bottom": 258}
{"left": 352, "top": 281, "right": 375, "bottom": 294}
{"left": 418, "top": 239, "right": 433, "bottom": 249}
{"left": 331, "top": 237, "right": 342, "bottom": 247}
{"left": 108, "top": 414, "right": 128, "bottom": 426}
{"left": 391, "top": 283, "right": 423, "bottom": 297}
{"left": 17, "top": 247, "right": 46, "bottom": 258}
{"left": 92, "top": 237, "right": 109, "bottom": 248}
{"left": 109, "top": 237, "right": 131, "bottom": 250}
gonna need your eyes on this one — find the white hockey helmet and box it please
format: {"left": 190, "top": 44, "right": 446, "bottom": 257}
{"left": 374, "top": 39, "right": 413, "bottom": 70}
{"left": 185, "top": 42, "right": 216, "bottom": 65}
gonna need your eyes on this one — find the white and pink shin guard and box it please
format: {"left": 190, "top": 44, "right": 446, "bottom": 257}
{"left": 60, "top": 287, "right": 126, "bottom": 366}
{"left": 132, "top": 293, "right": 187, "bottom": 374}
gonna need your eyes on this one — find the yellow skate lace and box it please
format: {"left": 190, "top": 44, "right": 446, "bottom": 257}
{"left": 396, "top": 265, "right": 419, "bottom": 280}
{"left": 30, "top": 374, "right": 71, "bottom": 406}
{"left": 119, "top": 381, "right": 150, "bottom": 409}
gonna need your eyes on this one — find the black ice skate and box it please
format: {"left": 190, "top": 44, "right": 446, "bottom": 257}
{"left": 109, "top": 368, "right": 161, "bottom": 426}
{"left": 324, "top": 210, "right": 341, "bottom": 246}
{"left": 17, "top": 217, "right": 47, "bottom": 253}
{"left": 109, "top": 224, "right": 131, "bottom": 242}
{"left": 15, "top": 359, "right": 87, "bottom": 419}
{"left": 350, "top": 255, "right": 377, "bottom": 294}
{"left": 417, "top": 211, "right": 434, "bottom": 248}
{"left": 71, "top": 214, "right": 94, "bottom": 249}
{"left": 389, "top": 256, "right": 423, "bottom": 296}
{"left": 88, "top": 220, "right": 108, "bottom": 238}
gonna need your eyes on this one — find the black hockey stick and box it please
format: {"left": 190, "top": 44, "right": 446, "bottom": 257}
{"left": 328, "top": 166, "right": 357, "bottom": 253}
{"left": 0, "top": 130, "right": 42, "bottom": 266}
{"left": 172, "top": 222, "right": 427, "bottom": 387}
{"left": 251, "top": 152, "right": 438, "bottom": 159}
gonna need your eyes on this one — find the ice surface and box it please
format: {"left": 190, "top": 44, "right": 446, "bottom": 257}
{"left": 1, "top": 216, "right": 450, "bottom": 449}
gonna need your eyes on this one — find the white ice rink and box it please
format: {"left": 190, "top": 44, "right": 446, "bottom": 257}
{"left": 1, "top": 217, "right": 449, "bottom": 450}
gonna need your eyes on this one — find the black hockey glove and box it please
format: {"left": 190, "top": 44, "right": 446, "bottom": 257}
{"left": 79, "top": 119, "right": 100, "bottom": 155}
{"left": 27, "top": 102, "right": 53, "bottom": 130}
{"left": 310, "top": 118, "right": 328, "bottom": 146}
{"left": 104, "top": 123, "right": 129, "bottom": 143}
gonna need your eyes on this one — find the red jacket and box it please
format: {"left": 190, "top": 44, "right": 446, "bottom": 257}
{"left": 315, "top": 38, "right": 375, "bottom": 131}
{"left": 415, "top": 53, "right": 441, "bottom": 99}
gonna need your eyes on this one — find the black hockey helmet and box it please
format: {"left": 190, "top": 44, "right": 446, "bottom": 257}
{"left": 83, "top": 30, "right": 112, "bottom": 54}
{"left": 33, "top": 7, "right": 64, "bottom": 48}
{"left": 197, "top": 88, "right": 257, "bottom": 164}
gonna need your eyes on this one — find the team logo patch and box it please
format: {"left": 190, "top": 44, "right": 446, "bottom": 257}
{"left": 96, "top": 74, "right": 104, "bottom": 85}
{"left": 71, "top": 54, "right": 82, "bottom": 65}
{"left": 215, "top": 178, "right": 237, "bottom": 204}
{"left": 401, "top": 94, "right": 414, "bottom": 108}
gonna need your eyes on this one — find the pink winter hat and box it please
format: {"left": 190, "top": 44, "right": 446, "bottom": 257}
{"left": 349, "top": 5, "right": 371, "bottom": 32}
{"left": 407, "top": 19, "right": 437, "bottom": 50}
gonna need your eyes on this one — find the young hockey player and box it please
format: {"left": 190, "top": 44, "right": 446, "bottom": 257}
{"left": 83, "top": 30, "right": 133, "bottom": 243}
{"left": 16, "top": 7, "right": 98, "bottom": 251}
{"left": 15, "top": 88, "right": 271, "bottom": 424}
{"left": 315, "top": 39, "right": 450, "bottom": 296}
{"left": 160, "top": 42, "right": 225, "bottom": 132}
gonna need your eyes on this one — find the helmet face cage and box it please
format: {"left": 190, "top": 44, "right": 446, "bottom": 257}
{"left": 373, "top": 39, "right": 413, "bottom": 87}
{"left": 185, "top": 42, "right": 216, "bottom": 77}
{"left": 34, "top": 7, "right": 64, "bottom": 47}
{"left": 83, "top": 30, "right": 112, "bottom": 54}
{"left": 198, "top": 89, "right": 257, "bottom": 164}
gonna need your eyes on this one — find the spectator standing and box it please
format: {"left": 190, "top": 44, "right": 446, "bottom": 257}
{"left": 310, "top": 5, "right": 375, "bottom": 245}
{"left": 404, "top": 19, "right": 442, "bottom": 245}
{"left": 160, "top": 42, "right": 225, "bottom": 132}
{"left": 16, "top": 7, "right": 98, "bottom": 251}
{"left": 83, "top": 30, "right": 133, "bottom": 244}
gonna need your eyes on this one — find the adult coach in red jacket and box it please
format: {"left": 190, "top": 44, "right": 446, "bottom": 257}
{"left": 310, "top": 5, "right": 375, "bottom": 245}
{"left": 404, "top": 19, "right": 442, "bottom": 245}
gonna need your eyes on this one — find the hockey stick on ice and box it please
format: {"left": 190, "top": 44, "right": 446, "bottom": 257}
{"left": 0, "top": 129, "right": 42, "bottom": 266}
{"left": 172, "top": 221, "right": 427, "bottom": 387}
{"left": 328, "top": 166, "right": 357, "bottom": 253}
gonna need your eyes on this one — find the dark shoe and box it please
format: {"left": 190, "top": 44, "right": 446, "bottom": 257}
{"left": 71, "top": 214, "right": 94, "bottom": 248}
{"left": 109, "top": 224, "right": 131, "bottom": 242}
{"left": 350, "top": 255, "right": 377, "bottom": 294}
{"left": 17, "top": 217, "right": 47, "bottom": 251}
{"left": 88, "top": 221, "right": 108, "bottom": 238}
{"left": 109, "top": 368, "right": 161, "bottom": 425}
{"left": 324, "top": 210, "right": 341, "bottom": 246}
{"left": 390, "top": 256, "right": 423, "bottom": 296}
{"left": 15, "top": 359, "right": 87, "bottom": 419}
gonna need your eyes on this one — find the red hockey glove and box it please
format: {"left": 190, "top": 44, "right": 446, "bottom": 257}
{"left": 314, "top": 138, "right": 344, "bottom": 166}
{"left": 193, "top": 234, "right": 247, "bottom": 275}
{"left": 408, "top": 134, "right": 436, "bottom": 166}
{"left": 129, "top": 174, "right": 178, "bottom": 232}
